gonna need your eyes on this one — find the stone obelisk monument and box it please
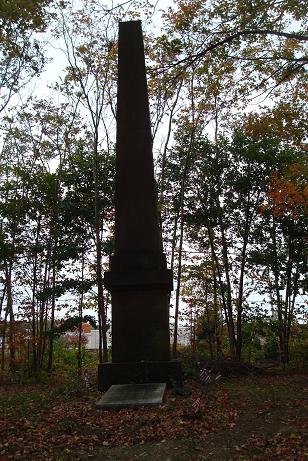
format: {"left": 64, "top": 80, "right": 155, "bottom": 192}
{"left": 98, "top": 20, "right": 181, "bottom": 391}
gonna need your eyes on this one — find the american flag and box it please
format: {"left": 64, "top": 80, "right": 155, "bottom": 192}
{"left": 200, "top": 368, "right": 212, "bottom": 384}
{"left": 192, "top": 397, "right": 202, "bottom": 413}
{"left": 200, "top": 368, "right": 222, "bottom": 385}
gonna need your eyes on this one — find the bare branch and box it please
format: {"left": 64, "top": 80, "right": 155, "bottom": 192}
{"left": 168, "top": 29, "right": 308, "bottom": 70}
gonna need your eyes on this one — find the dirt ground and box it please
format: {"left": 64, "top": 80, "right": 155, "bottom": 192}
{"left": 94, "top": 373, "right": 308, "bottom": 460}
{"left": 1, "top": 372, "right": 307, "bottom": 461}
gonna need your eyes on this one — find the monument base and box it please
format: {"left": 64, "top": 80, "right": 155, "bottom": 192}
{"left": 98, "top": 360, "right": 182, "bottom": 391}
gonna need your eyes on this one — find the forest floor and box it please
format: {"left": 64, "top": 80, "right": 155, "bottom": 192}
{"left": 0, "top": 369, "right": 307, "bottom": 461}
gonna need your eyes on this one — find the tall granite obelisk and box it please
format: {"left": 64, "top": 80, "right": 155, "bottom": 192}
{"left": 98, "top": 20, "right": 181, "bottom": 391}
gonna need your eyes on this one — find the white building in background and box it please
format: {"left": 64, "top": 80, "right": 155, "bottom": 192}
{"left": 84, "top": 330, "right": 112, "bottom": 350}
{"left": 84, "top": 327, "right": 190, "bottom": 350}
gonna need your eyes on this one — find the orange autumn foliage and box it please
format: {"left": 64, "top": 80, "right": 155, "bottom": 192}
{"left": 261, "top": 170, "right": 308, "bottom": 219}
{"left": 82, "top": 322, "right": 92, "bottom": 333}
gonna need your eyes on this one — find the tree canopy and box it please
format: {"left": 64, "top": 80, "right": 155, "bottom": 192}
{"left": 0, "top": 0, "right": 307, "bottom": 374}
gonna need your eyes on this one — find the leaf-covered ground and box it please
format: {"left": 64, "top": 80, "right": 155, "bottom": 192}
{"left": 0, "top": 372, "right": 307, "bottom": 460}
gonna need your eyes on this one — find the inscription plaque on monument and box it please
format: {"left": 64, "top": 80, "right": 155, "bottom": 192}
{"left": 98, "top": 20, "right": 181, "bottom": 391}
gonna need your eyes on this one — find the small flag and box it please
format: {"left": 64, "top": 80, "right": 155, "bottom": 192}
{"left": 200, "top": 368, "right": 212, "bottom": 384}
{"left": 192, "top": 397, "right": 202, "bottom": 413}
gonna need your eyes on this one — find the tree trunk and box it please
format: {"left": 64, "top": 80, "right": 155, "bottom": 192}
{"left": 213, "top": 270, "right": 222, "bottom": 357}
{"left": 93, "top": 135, "right": 108, "bottom": 363}
{"left": 236, "top": 197, "right": 252, "bottom": 361}
{"left": 282, "top": 232, "right": 293, "bottom": 366}
{"left": 4, "top": 263, "right": 15, "bottom": 371}
{"left": 47, "top": 262, "right": 56, "bottom": 372}
{"left": 207, "top": 227, "right": 230, "bottom": 346}
{"left": 0, "top": 306, "right": 8, "bottom": 377}
{"left": 77, "top": 256, "right": 85, "bottom": 374}
{"left": 173, "top": 204, "right": 185, "bottom": 358}
{"left": 31, "top": 215, "right": 41, "bottom": 371}
{"left": 271, "top": 218, "right": 284, "bottom": 365}
{"left": 37, "top": 234, "right": 51, "bottom": 369}
{"left": 172, "top": 138, "right": 195, "bottom": 357}
{"left": 217, "top": 211, "right": 237, "bottom": 358}
{"left": 159, "top": 81, "right": 183, "bottom": 231}
{"left": 0, "top": 283, "right": 6, "bottom": 319}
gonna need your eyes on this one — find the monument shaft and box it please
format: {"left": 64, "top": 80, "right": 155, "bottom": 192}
{"left": 115, "top": 20, "right": 161, "bottom": 256}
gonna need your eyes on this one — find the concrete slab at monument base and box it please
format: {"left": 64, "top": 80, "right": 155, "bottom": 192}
{"left": 98, "top": 360, "right": 182, "bottom": 391}
{"left": 96, "top": 383, "right": 166, "bottom": 409}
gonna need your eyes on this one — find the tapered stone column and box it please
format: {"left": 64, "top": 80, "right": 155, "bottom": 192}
{"left": 98, "top": 20, "right": 181, "bottom": 391}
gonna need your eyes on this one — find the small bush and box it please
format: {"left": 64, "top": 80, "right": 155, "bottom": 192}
{"left": 182, "top": 361, "right": 200, "bottom": 380}
{"left": 54, "top": 377, "right": 89, "bottom": 399}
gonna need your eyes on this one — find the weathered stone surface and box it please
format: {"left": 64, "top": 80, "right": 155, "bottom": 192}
{"left": 96, "top": 383, "right": 166, "bottom": 409}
